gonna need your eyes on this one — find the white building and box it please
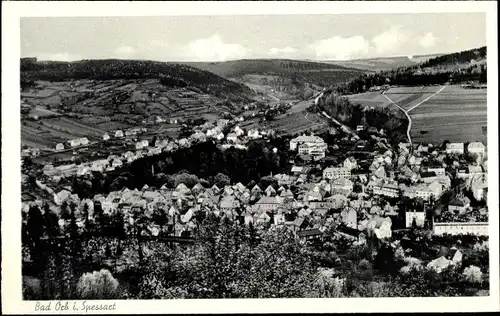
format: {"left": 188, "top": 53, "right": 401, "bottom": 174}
{"left": 373, "top": 182, "right": 400, "bottom": 198}
{"left": 298, "top": 143, "right": 327, "bottom": 159}
{"left": 323, "top": 167, "right": 351, "bottom": 180}
{"left": 446, "top": 142, "right": 464, "bottom": 155}
{"left": 468, "top": 142, "right": 486, "bottom": 155}
{"left": 343, "top": 157, "right": 357, "bottom": 171}
{"left": 226, "top": 133, "right": 239, "bottom": 143}
{"left": 289, "top": 135, "right": 326, "bottom": 151}
{"left": 102, "top": 133, "right": 110, "bottom": 141}
{"left": 115, "top": 130, "right": 124, "bottom": 138}
{"left": 55, "top": 143, "right": 65, "bottom": 151}
{"left": 433, "top": 222, "right": 488, "bottom": 236}
{"left": 247, "top": 129, "right": 261, "bottom": 139}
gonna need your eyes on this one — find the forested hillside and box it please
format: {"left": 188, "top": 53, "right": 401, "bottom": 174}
{"left": 186, "top": 59, "right": 365, "bottom": 99}
{"left": 334, "top": 47, "right": 487, "bottom": 94}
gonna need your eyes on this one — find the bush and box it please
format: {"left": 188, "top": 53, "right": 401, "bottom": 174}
{"left": 76, "top": 269, "right": 120, "bottom": 299}
{"left": 462, "top": 265, "right": 483, "bottom": 284}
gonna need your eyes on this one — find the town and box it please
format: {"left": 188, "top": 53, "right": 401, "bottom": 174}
{"left": 22, "top": 114, "right": 489, "bottom": 280}
{"left": 18, "top": 14, "right": 491, "bottom": 301}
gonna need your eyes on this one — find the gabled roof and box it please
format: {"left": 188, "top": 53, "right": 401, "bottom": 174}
{"left": 176, "top": 183, "right": 190, "bottom": 191}
{"left": 192, "top": 182, "right": 205, "bottom": 190}
{"left": 251, "top": 184, "right": 262, "bottom": 192}
{"left": 256, "top": 196, "right": 280, "bottom": 205}
{"left": 265, "top": 185, "right": 276, "bottom": 193}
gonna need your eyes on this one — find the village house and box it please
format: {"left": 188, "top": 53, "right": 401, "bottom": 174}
{"left": 253, "top": 196, "right": 281, "bottom": 213}
{"left": 427, "top": 247, "right": 463, "bottom": 273}
{"left": 467, "top": 142, "right": 486, "bottom": 155}
{"left": 448, "top": 195, "right": 471, "bottom": 213}
{"left": 471, "top": 175, "right": 488, "bottom": 201}
{"left": 265, "top": 185, "right": 277, "bottom": 197}
{"left": 247, "top": 129, "right": 261, "bottom": 139}
{"left": 373, "top": 182, "right": 399, "bottom": 198}
{"left": 340, "top": 208, "right": 357, "bottom": 229}
{"left": 323, "top": 167, "right": 351, "bottom": 180}
{"left": 366, "top": 216, "right": 392, "bottom": 239}
{"left": 102, "top": 133, "right": 110, "bottom": 141}
{"left": 226, "top": 133, "right": 239, "bottom": 143}
{"left": 468, "top": 165, "right": 483, "bottom": 177}
{"left": 111, "top": 158, "right": 123, "bottom": 169}
{"left": 343, "top": 157, "right": 358, "bottom": 171}
{"left": 114, "top": 130, "right": 124, "bottom": 138}
{"left": 331, "top": 178, "right": 354, "bottom": 196}
{"left": 446, "top": 142, "right": 464, "bottom": 155}
{"left": 55, "top": 143, "right": 65, "bottom": 151}
{"left": 417, "top": 144, "right": 429, "bottom": 153}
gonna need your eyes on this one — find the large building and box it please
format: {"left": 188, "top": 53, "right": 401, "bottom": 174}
{"left": 323, "top": 167, "right": 351, "bottom": 180}
{"left": 372, "top": 182, "right": 399, "bottom": 198}
{"left": 433, "top": 222, "right": 488, "bottom": 236}
{"left": 289, "top": 135, "right": 326, "bottom": 151}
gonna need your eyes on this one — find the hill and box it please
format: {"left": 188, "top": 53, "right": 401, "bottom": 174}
{"left": 322, "top": 53, "right": 443, "bottom": 72}
{"left": 334, "top": 46, "right": 487, "bottom": 94}
{"left": 184, "top": 59, "right": 366, "bottom": 100}
{"left": 20, "top": 59, "right": 256, "bottom": 102}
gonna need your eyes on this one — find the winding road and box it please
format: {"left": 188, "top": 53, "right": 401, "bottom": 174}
{"left": 382, "top": 85, "right": 446, "bottom": 146}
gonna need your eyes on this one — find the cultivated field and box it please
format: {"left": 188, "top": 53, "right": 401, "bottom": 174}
{"left": 409, "top": 85, "right": 487, "bottom": 144}
{"left": 21, "top": 78, "right": 242, "bottom": 149}
{"left": 347, "top": 85, "right": 487, "bottom": 144}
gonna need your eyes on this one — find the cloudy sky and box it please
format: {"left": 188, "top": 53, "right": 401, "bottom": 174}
{"left": 21, "top": 13, "right": 486, "bottom": 62}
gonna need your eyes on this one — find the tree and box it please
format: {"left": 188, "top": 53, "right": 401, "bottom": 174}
{"left": 174, "top": 173, "right": 199, "bottom": 188}
{"left": 214, "top": 173, "right": 231, "bottom": 188}
{"left": 76, "top": 269, "right": 120, "bottom": 299}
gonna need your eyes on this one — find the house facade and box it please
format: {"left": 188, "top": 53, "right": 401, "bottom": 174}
{"left": 433, "top": 222, "right": 488, "bottom": 236}
{"left": 323, "top": 167, "right": 351, "bottom": 180}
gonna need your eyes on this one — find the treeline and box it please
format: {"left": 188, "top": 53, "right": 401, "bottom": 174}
{"left": 315, "top": 92, "right": 408, "bottom": 144}
{"left": 23, "top": 204, "right": 490, "bottom": 299}
{"left": 20, "top": 59, "right": 254, "bottom": 101}
{"left": 335, "top": 47, "right": 487, "bottom": 94}
{"left": 67, "top": 139, "right": 292, "bottom": 198}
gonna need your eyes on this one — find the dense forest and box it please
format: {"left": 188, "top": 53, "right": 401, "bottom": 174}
{"left": 20, "top": 58, "right": 255, "bottom": 101}
{"left": 64, "top": 139, "right": 292, "bottom": 199}
{"left": 334, "top": 47, "right": 487, "bottom": 94}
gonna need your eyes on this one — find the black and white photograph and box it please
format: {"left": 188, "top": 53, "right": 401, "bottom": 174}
{"left": 2, "top": 1, "right": 499, "bottom": 314}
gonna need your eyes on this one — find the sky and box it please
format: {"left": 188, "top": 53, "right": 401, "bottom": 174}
{"left": 21, "top": 13, "right": 486, "bottom": 62}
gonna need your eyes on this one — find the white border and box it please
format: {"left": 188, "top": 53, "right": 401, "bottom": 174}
{"left": 2, "top": 1, "right": 499, "bottom": 314}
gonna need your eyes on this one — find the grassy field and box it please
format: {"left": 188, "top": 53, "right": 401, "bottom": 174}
{"left": 347, "top": 85, "right": 487, "bottom": 144}
{"left": 409, "top": 85, "right": 487, "bottom": 144}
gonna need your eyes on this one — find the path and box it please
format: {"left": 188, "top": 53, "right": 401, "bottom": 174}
{"left": 406, "top": 86, "right": 446, "bottom": 112}
{"left": 382, "top": 85, "right": 446, "bottom": 146}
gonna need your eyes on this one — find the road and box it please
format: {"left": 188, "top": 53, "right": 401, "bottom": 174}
{"left": 382, "top": 85, "right": 446, "bottom": 146}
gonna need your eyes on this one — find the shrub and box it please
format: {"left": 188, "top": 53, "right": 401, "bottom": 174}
{"left": 76, "top": 269, "right": 120, "bottom": 299}
{"left": 462, "top": 265, "right": 483, "bottom": 284}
